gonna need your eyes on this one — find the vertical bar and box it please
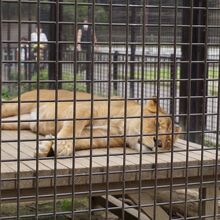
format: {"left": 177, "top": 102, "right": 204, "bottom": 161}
{"left": 28, "top": 4, "right": 32, "bottom": 90}
{"left": 35, "top": 0, "right": 41, "bottom": 218}
{"left": 17, "top": 0, "right": 22, "bottom": 218}
{"left": 6, "top": 4, "right": 12, "bottom": 94}
{"left": 190, "top": 0, "right": 208, "bottom": 144}
{"left": 86, "top": 43, "right": 92, "bottom": 93}
{"left": 130, "top": 0, "right": 138, "bottom": 98}
{"left": 153, "top": 1, "right": 161, "bottom": 219}
{"left": 71, "top": 0, "right": 78, "bottom": 218}
{"left": 48, "top": 2, "right": 56, "bottom": 89}
{"left": 59, "top": 0, "right": 63, "bottom": 89}
{"left": 88, "top": 0, "right": 95, "bottom": 218}
{"left": 113, "top": 50, "right": 119, "bottom": 94}
{"left": 198, "top": 2, "right": 208, "bottom": 219}
{"left": 184, "top": 1, "right": 193, "bottom": 218}
{"left": 180, "top": 2, "right": 191, "bottom": 144}
{"left": 121, "top": 1, "right": 129, "bottom": 219}
{"left": 0, "top": 0, "right": 2, "bottom": 215}
{"left": 86, "top": 0, "right": 92, "bottom": 93}
{"left": 170, "top": 53, "right": 175, "bottom": 115}
{"left": 53, "top": 0, "right": 60, "bottom": 218}
{"left": 24, "top": 45, "right": 28, "bottom": 80}
{"left": 212, "top": 36, "right": 220, "bottom": 220}
{"left": 137, "top": 0, "right": 146, "bottom": 218}
{"left": 180, "top": 0, "right": 208, "bottom": 144}
{"left": 169, "top": 2, "right": 178, "bottom": 219}
{"left": 105, "top": 0, "right": 113, "bottom": 218}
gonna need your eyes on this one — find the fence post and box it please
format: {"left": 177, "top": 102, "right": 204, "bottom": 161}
{"left": 170, "top": 54, "right": 175, "bottom": 115}
{"left": 86, "top": 47, "right": 92, "bottom": 93}
{"left": 28, "top": 5, "right": 32, "bottom": 91}
{"left": 180, "top": 1, "right": 208, "bottom": 144}
{"left": 48, "top": 0, "right": 63, "bottom": 89}
{"left": 130, "top": 0, "right": 139, "bottom": 98}
{"left": 24, "top": 45, "right": 28, "bottom": 81}
{"left": 113, "top": 51, "right": 119, "bottom": 94}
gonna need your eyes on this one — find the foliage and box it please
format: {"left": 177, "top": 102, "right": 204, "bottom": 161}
{"left": 2, "top": 67, "right": 87, "bottom": 99}
{"left": 31, "top": 68, "right": 87, "bottom": 92}
{"left": 2, "top": 86, "right": 11, "bottom": 100}
{"left": 58, "top": 198, "right": 88, "bottom": 211}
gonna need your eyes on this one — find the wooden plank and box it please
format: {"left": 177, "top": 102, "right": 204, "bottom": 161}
{"left": 1, "top": 133, "right": 57, "bottom": 172}
{"left": 1, "top": 146, "right": 15, "bottom": 160}
{"left": 174, "top": 141, "right": 219, "bottom": 177}
{"left": 97, "top": 149, "right": 140, "bottom": 182}
{"left": 93, "top": 195, "right": 151, "bottom": 220}
{"left": 127, "top": 192, "right": 170, "bottom": 220}
{"left": 2, "top": 131, "right": 70, "bottom": 189}
{"left": 176, "top": 139, "right": 219, "bottom": 161}
{"left": 0, "top": 147, "right": 36, "bottom": 189}
{"left": 83, "top": 148, "right": 139, "bottom": 183}
{"left": 202, "top": 186, "right": 218, "bottom": 220}
{"left": 4, "top": 161, "right": 35, "bottom": 189}
{"left": 2, "top": 130, "right": 37, "bottom": 156}
{"left": 1, "top": 163, "right": 16, "bottom": 190}
{"left": 58, "top": 155, "right": 108, "bottom": 185}
{"left": 1, "top": 142, "right": 31, "bottom": 160}
{"left": 1, "top": 130, "right": 37, "bottom": 143}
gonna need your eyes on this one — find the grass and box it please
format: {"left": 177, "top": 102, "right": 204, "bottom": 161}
{"left": 129, "top": 68, "right": 219, "bottom": 81}
{"left": 2, "top": 68, "right": 87, "bottom": 99}
{"left": 204, "top": 139, "right": 218, "bottom": 148}
{"left": 0, "top": 198, "right": 106, "bottom": 220}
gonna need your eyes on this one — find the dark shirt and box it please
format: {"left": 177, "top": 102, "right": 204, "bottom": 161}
{"left": 81, "top": 27, "right": 92, "bottom": 50}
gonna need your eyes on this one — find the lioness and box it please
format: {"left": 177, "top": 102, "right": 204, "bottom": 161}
{"left": 1, "top": 89, "right": 181, "bottom": 157}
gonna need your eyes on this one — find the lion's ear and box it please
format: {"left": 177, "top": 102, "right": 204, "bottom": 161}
{"left": 145, "top": 98, "right": 158, "bottom": 113}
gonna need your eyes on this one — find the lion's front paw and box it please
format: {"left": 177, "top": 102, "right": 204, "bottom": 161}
{"left": 51, "top": 140, "right": 73, "bottom": 156}
{"left": 34, "top": 135, "right": 54, "bottom": 157}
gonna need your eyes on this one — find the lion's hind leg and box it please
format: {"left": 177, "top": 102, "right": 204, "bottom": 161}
{"left": 2, "top": 100, "right": 35, "bottom": 118}
{"left": 1, "top": 103, "right": 19, "bottom": 118}
{"left": 1, "top": 114, "right": 31, "bottom": 130}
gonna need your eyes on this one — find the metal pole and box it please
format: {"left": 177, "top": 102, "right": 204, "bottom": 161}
{"left": 113, "top": 50, "right": 119, "bottom": 93}
{"left": 28, "top": 4, "right": 32, "bottom": 90}
{"left": 170, "top": 53, "right": 175, "bottom": 115}
{"left": 24, "top": 45, "right": 28, "bottom": 80}
{"left": 130, "top": 0, "right": 139, "bottom": 98}
{"left": 48, "top": 3, "right": 56, "bottom": 89}
{"left": 7, "top": 3, "right": 12, "bottom": 94}
{"left": 180, "top": 0, "right": 208, "bottom": 143}
{"left": 86, "top": 0, "right": 92, "bottom": 93}
{"left": 58, "top": 0, "right": 63, "bottom": 89}
{"left": 48, "top": 1, "right": 62, "bottom": 89}
{"left": 86, "top": 46, "right": 92, "bottom": 93}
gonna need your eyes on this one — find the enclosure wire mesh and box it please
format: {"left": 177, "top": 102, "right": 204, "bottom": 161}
{"left": 0, "top": 0, "right": 220, "bottom": 219}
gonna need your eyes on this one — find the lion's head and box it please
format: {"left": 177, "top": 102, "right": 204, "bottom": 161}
{"left": 140, "top": 99, "right": 181, "bottom": 151}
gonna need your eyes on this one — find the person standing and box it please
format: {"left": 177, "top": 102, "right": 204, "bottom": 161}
{"left": 76, "top": 18, "right": 98, "bottom": 92}
{"left": 76, "top": 18, "right": 97, "bottom": 52}
{"left": 17, "top": 37, "right": 29, "bottom": 62}
{"left": 16, "top": 37, "right": 29, "bottom": 79}
{"left": 31, "top": 25, "right": 48, "bottom": 70}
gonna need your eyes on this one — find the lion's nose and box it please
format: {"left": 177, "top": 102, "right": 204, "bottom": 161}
{"left": 153, "top": 137, "right": 162, "bottom": 148}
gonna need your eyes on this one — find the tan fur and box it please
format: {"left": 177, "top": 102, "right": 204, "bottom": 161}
{"left": 1, "top": 89, "right": 181, "bottom": 157}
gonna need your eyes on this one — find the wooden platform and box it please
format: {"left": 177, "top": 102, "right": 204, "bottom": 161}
{"left": 1, "top": 130, "right": 219, "bottom": 218}
{"left": 1, "top": 130, "right": 219, "bottom": 189}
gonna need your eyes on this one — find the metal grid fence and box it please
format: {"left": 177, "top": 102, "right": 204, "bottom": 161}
{"left": 1, "top": 0, "right": 220, "bottom": 220}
